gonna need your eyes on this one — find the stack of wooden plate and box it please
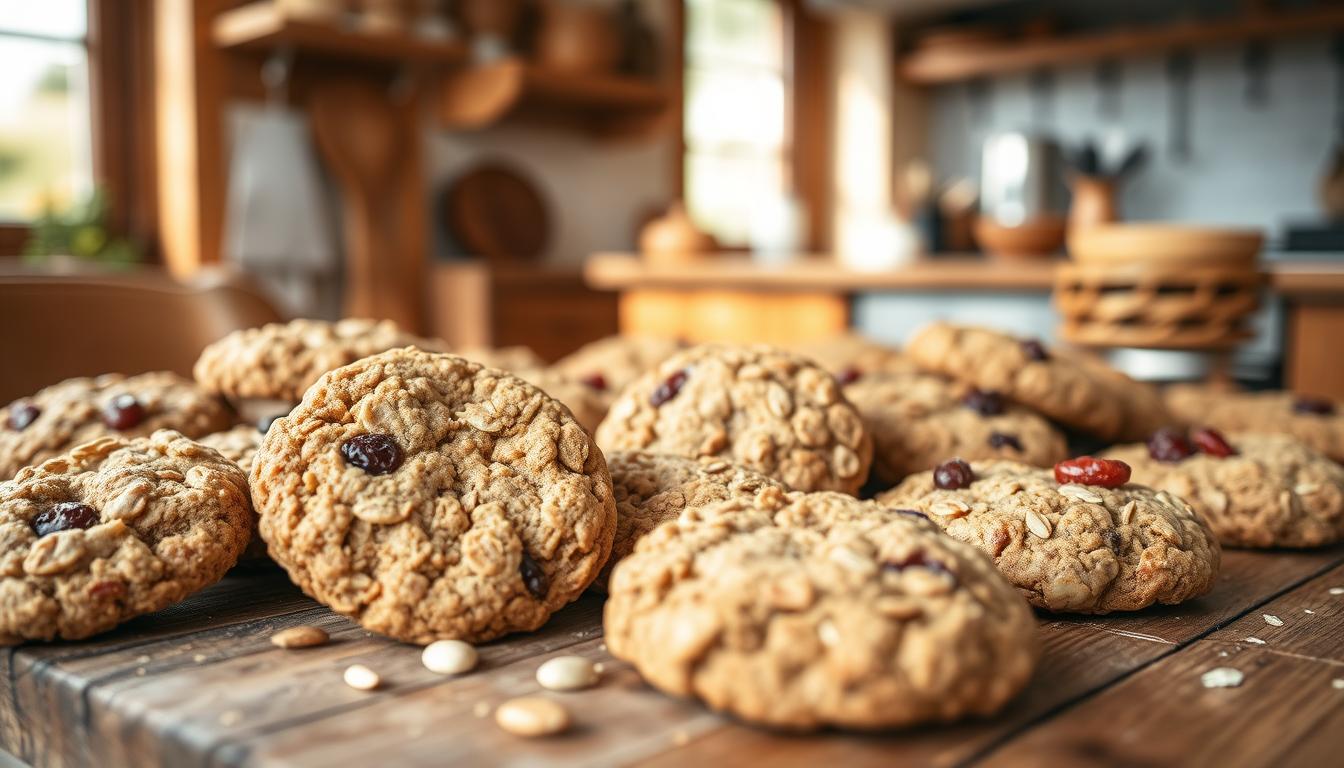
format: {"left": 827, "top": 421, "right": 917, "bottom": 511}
{"left": 1054, "top": 225, "right": 1264, "bottom": 349}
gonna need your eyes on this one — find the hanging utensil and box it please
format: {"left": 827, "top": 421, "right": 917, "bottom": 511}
{"left": 1165, "top": 51, "right": 1194, "bottom": 162}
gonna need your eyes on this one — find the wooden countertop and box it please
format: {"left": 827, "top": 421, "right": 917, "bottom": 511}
{"left": 4, "top": 550, "right": 1342, "bottom": 767}
{"left": 585, "top": 253, "right": 1344, "bottom": 296}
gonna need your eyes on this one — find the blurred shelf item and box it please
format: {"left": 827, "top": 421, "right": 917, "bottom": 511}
{"left": 900, "top": 7, "right": 1344, "bottom": 85}
{"left": 438, "top": 58, "right": 671, "bottom": 139}
{"left": 212, "top": 1, "right": 467, "bottom": 64}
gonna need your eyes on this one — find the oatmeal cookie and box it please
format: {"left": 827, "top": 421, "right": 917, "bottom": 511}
{"left": 843, "top": 370, "right": 1067, "bottom": 484}
{"left": 1164, "top": 385, "right": 1344, "bottom": 462}
{"left": 599, "top": 451, "right": 787, "bottom": 588}
{"left": 905, "top": 323, "right": 1124, "bottom": 439}
{"left": 785, "top": 333, "right": 916, "bottom": 379}
{"left": 1105, "top": 432, "right": 1344, "bottom": 548}
{"left": 1, "top": 372, "right": 232, "bottom": 480}
{"left": 193, "top": 318, "right": 449, "bottom": 403}
{"left": 0, "top": 430, "right": 252, "bottom": 643}
{"left": 551, "top": 335, "right": 683, "bottom": 395}
{"left": 520, "top": 370, "right": 610, "bottom": 435}
{"left": 454, "top": 346, "right": 547, "bottom": 375}
{"left": 251, "top": 348, "right": 616, "bottom": 643}
{"left": 199, "top": 423, "right": 264, "bottom": 475}
{"left": 878, "top": 460, "right": 1220, "bottom": 613}
{"left": 594, "top": 345, "right": 873, "bottom": 494}
{"left": 604, "top": 490, "right": 1038, "bottom": 730}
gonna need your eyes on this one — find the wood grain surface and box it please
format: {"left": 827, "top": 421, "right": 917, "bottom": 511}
{"left": 3, "top": 548, "right": 1342, "bottom": 767}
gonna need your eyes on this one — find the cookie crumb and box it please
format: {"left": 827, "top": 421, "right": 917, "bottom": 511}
{"left": 343, "top": 664, "right": 381, "bottom": 691}
{"left": 422, "top": 640, "right": 478, "bottom": 675}
{"left": 537, "top": 656, "right": 600, "bottom": 691}
{"left": 193, "top": 654, "right": 207, "bottom": 663}
{"left": 495, "top": 697, "right": 570, "bottom": 737}
{"left": 136, "top": 655, "right": 150, "bottom": 663}
{"left": 271, "top": 625, "right": 329, "bottom": 649}
{"left": 593, "top": 662, "right": 606, "bottom": 674}
{"left": 1263, "top": 614, "right": 1284, "bottom": 627}
{"left": 1244, "top": 637, "right": 1266, "bottom": 645}
{"left": 1201, "top": 668, "right": 1244, "bottom": 688}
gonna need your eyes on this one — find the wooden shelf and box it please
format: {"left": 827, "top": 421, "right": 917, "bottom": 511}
{"left": 212, "top": 1, "right": 467, "bottom": 65}
{"left": 900, "top": 7, "right": 1344, "bottom": 85}
{"left": 438, "top": 59, "right": 672, "bottom": 139}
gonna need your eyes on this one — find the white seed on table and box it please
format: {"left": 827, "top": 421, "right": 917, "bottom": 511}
{"left": 422, "top": 640, "right": 478, "bottom": 675}
{"left": 1201, "top": 667, "right": 1244, "bottom": 688}
{"left": 1330, "top": 587, "right": 1344, "bottom": 596}
{"left": 1263, "top": 614, "right": 1284, "bottom": 627}
{"left": 495, "top": 697, "right": 571, "bottom": 737}
{"left": 1333, "top": 679, "right": 1344, "bottom": 690}
{"left": 343, "top": 664, "right": 381, "bottom": 691}
{"left": 536, "top": 655, "right": 600, "bottom": 691}
{"left": 1244, "top": 637, "right": 1267, "bottom": 645}
{"left": 271, "top": 625, "right": 329, "bottom": 649}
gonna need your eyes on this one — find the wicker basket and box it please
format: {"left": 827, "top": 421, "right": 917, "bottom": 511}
{"left": 1054, "top": 261, "right": 1263, "bottom": 350}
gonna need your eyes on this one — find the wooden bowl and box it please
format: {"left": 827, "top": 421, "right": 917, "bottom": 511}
{"left": 1068, "top": 224, "right": 1263, "bottom": 267}
{"left": 974, "top": 215, "right": 1066, "bottom": 260}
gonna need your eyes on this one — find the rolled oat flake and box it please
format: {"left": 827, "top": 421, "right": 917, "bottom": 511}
{"left": 1201, "top": 667, "right": 1245, "bottom": 689}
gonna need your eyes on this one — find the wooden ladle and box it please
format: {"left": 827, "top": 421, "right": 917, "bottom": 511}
{"left": 308, "top": 81, "right": 417, "bottom": 328}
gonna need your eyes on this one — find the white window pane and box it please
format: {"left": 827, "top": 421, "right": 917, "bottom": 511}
{"left": 685, "top": 151, "right": 784, "bottom": 246}
{"left": 0, "top": 1, "right": 86, "bottom": 39}
{"left": 685, "top": 67, "right": 786, "bottom": 151}
{"left": 686, "top": 0, "right": 783, "bottom": 70}
{"left": 0, "top": 37, "right": 93, "bottom": 221}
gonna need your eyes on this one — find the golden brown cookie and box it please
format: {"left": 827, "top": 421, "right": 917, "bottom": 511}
{"left": 251, "top": 348, "right": 616, "bottom": 643}
{"left": 595, "top": 345, "right": 874, "bottom": 494}
{"left": 1164, "top": 385, "right": 1344, "bottom": 462}
{"left": 551, "top": 335, "right": 684, "bottom": 395}
{"left": 1, "top": 372, "right": 232, "bottom": 480}
{"left": 0, "top": 430, "right": 252, "bottom": 643}
{"left": 604, "top": 490, "right": 1038, "bottom": 730}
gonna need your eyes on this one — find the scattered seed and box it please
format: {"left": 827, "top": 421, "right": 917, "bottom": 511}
{"left": 536, "top": 656, "right": 600, "bottom": 691}
{"left": 495, "top": 697, "right": 571, "bottom": 737}
{"left": 1330, "top": 587, "right": 1344, "bottom": 596}
{"left": 593, "top": 662, "right": 607, "bottom": 674}
{"left": 1201, "top": 667, "right": 1245, "bottom": 688}
{"left": 1305, "top": 609, "right": 1316, "bottom": 615}
{"left": 1263, "top": 614, "right": 1284, "bottom": 627}
{"left": 193, "top": 654, "right": 207, "bottom": 663}
{"left": 343, "top": 664, "right": 381, "bottom": 691}
{"left": 422, "top": 640, "right": 478, "bottom": 675}
{"left": 271, "top": 626, "right": 329, "bottom": 649}
{"left": 1025, "top": 510, "right": 1053, "bottom": 539}
{"left": 1245, "top": 637, "right": 1266, "bottom": 645}
{"left": 1333, "top": 679, "right": 1344, "bottom": 690}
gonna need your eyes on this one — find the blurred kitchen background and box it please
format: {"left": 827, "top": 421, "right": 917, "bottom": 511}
{"left": 3, "top": 0, "right": 1344, "bottom": 403}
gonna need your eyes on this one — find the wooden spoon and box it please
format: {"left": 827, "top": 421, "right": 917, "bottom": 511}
{"left": 308, "top": 81, "right": 416, "bottom": 328}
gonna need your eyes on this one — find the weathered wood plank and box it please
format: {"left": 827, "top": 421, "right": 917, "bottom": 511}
{"left": 977, "top": 564, "right": 1344, "bottom": 768}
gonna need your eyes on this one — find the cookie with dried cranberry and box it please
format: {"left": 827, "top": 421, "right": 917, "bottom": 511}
{"left": 1104, "top": 432, "right": 1344, "bottom": 548}
{"left": 251, "top": 348, "right": 616, "bottom": 643}
{"left": 598, "top": 451, "right": 788, "bottom": 589}
{"left": 193, "top": 318, "right": 449, "bottom": 403}
{"left": 1, "top": 372, "right": 233, "bottom": 480}
{"left": 604, "top": 491, "right": 1038, "bottom": 730}
{"left": 551, "top": 335, "right": 684, "bottom": 396}
{"left": 0, "top": 430, "right": 251, "bottom": 643}
{"left": 594, "top": 345, "right": 873, "bottom": 494}
{"left": 842, "top": 370, "right": 1067, "bottom": 484}
{"left": 877, "top": 459, "right": 1220, "bottom": 613}
{"left": 1164, "top": 385, "right": 1344, "bottom": 462}
{"left": 905, "top": 322, "right": 1125, "bottom": 440}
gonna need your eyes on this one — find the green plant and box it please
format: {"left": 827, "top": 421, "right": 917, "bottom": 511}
{"left": 22, "top": 188, "right": 140, "bottom": 267}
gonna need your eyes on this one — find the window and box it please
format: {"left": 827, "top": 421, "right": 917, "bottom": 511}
{"left": 0, "top": 0, "right": 92, "bottom": 223}
{"left": 683, "top": 0, "right": 789, "bottom": 246}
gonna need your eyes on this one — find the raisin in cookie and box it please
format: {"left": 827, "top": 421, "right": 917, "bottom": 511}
{"left": 0, "top": 430, "right": 252, "bottom": 643}
{"left": 193, "top": 318, "right": 449, "bottom": 403}
{"left": 1, "top": 372, "right": 232, "bottom": 480}
{"left": 905, "top": 322, "right": 1124, "bottom": 439}
{"left": 599, "top": 451, "right": 787, "bottom": 588}
{"left": 843, "top": 370, "right": 1067, "bottom": 484}
{"left": 595, "top": 345, "right": 873, "bottom": 494}
{"left": 604, "top": 491, "right": 1038, "bottom": 730}
{"left": 551, "top": 335, "right": 684, "bottom": 395}
{"left": 251, "top": 348, "right": 616, "bottom": 643}
{"left": 878, "top": 460, "right": 1220, "bottom": 613}
{"left": 1164, "top": 385, "right": 1344, "bottom": 462}
{"left": 1105, "top": 432, "right": 1344, "bottom": 548}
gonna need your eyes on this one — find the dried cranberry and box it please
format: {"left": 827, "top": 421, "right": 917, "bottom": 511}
{"left": 7, "top": 401, "right": 40, "bottom": 431}
{"left": 520, "top": 552, "right": 547, "bottom": 599}
{"left": 1020, "top": 339, "right": 1050, "bottom": 361}
{"left": 1293, "top": 396, "right": 1336, "bottom": 416}
{"left": 988, "top": 432, "right": 1022, "bottom": 451}
{"left": 579, "top": 372, "right": 608, "bottom": 392}
{"left": 340, "top": 434, "right": 403, "bottom": 475}
{"left": 835, "top": 367, "right": 862, "bottom": 386}
{"left": 103, "top": 394, "right": 145, "bottom": 430}
{"left": 88, "top": 580, "right": 126, "bottom": 599}
{"left": 934, "top": 458, "right": 974, "bottom": 490}
{"left": 882, "top": 551, "right": 952, "bottom": 579}
{"left": 257, "top": 413, "right": 285, "bottom": 433}
{"left": 1054, "top": 456, "right": 1131, "bottom": 488}
{"left": 1191, "top": 427, "right": 1237, "bottom": 457}
{"left": 1146, "top": 427, "right": 1194, "bottom": 463}
{"left": 650, "top": 369, "right": 689, "bottom": 407}
{"left": 32, "top": 502, "right": 99, "bottom": 537}
{"left": 962, "top": 388, "right": 1005, "bottom": 416}
{"left": 890, "top": 508, "right": 929, "bottom": 521}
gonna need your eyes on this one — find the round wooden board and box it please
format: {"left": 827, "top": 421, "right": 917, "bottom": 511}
{"left": 444, "top": 161, "right": 550, "bottom": 262}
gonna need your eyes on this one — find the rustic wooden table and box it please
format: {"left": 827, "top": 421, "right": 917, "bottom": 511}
{"left": 3, "top": 547, "right": 1342, "bottom": 768}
